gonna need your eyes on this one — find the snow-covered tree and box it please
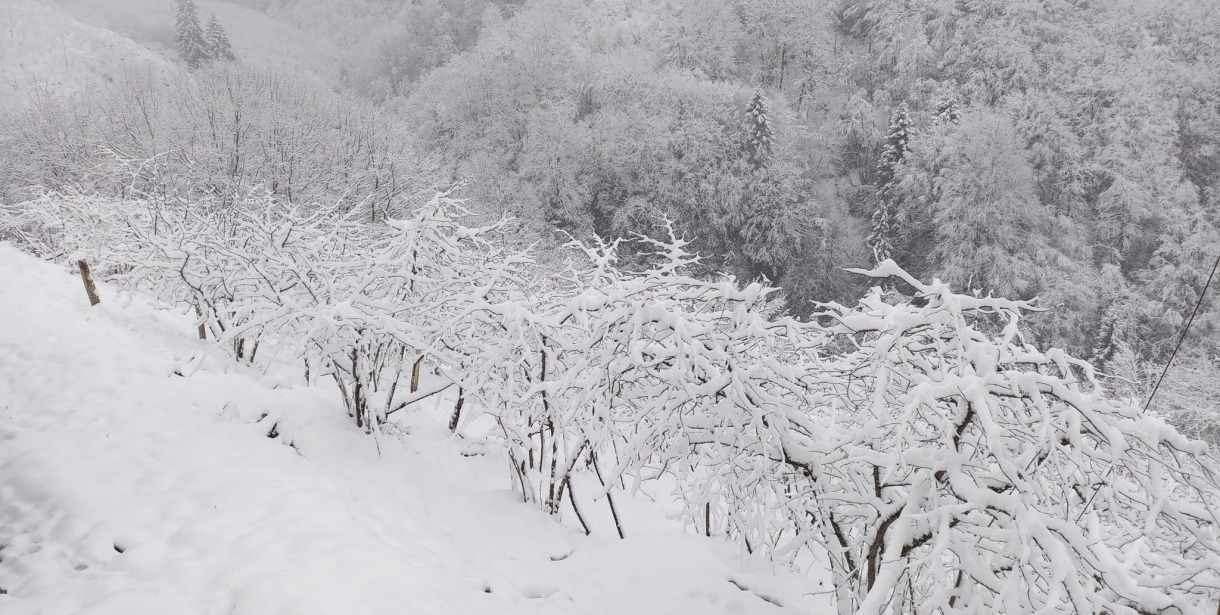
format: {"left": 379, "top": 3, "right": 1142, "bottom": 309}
{"left": 876, "top": 103, "right": 913, "bottom": 210}
{"left": 935, "top": 96, "right": 960, "bottom": 124}
{"left": 41, "top": 66, "right": 435, "bottom": 217}
{"left": 442, "top": 226, "right": 1220, "bottom": 614}
{"left": 895, "top": 109, "right": 1052, "bottom": 297}
{"left": 658, "top": 0, "right": 743, "bottom": 80}
{"left": 736, "top": 0, "right": 826, "bottom": 91}
{"left": 205, "top": 15, "right": 236, "bottom": 62}
{"left": 732, "top": 89, "right": 802, "bottom": 282}
{"left": 37, "top": 169, "right": 514, "bottom": 433}
{"left": 743, "top": 90, "right": 774, "bottom": 169}
{"left": 866, "top": 197, "right": 896, "bottom": 266}
{"left": 174, "top": 0, "right": 210, "bottom": 69}
{"left": 867, "top": 102, "right": 912, "bottom": 265}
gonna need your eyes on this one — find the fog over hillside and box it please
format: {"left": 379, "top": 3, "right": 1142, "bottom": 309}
{"left": 2, "top": 1, "right": 1220, "bottom": 614}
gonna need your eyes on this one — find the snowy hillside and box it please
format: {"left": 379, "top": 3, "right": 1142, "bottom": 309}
{"left": 0, "top": 0, "right": 346, "bottom": 113}
{"left": 0, "top": 0, "right": 170, "bottom": 110}
{"left": 44, "top": 0, "right": 345, "bottom": 86}
{"left": 0, "top": 243, "right": 826, "bottom": 614}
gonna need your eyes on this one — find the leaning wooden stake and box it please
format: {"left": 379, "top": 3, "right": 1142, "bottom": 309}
{"left": 448, "top": 388, "right": 465, "bottom": 432}
{"left": 76, "top": 260, "right": 100, "bottom": 306}
{"left": 194, "top": 303, "right": 207, "bottom": 340}
{"left": 410, "top": 356, "right": 423, "bottom": 393}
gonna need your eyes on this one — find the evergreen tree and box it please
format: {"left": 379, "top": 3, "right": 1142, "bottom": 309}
{"left": 205, "top": 15, "right": 236, "bottom": 62}
{"left": 867, "top": 103, "right": 913, "bottom": 265}
{"left": 174, "top": 0, "right": 210, "bottom": 69}
{"left": 1090, "top": 307, "right": 1123, "bottom": 366}
{"left": 734, "top": 89, "right": 800, "bottom": 282}
{"left": 743, "top": 90, "right": 774, "bottom": 169}
{"left": 935, "top": 96, "right": 960, "bottom": 124}
{"left": 876, "top": 103, "right": 913, "bottom": 210}
{"left": 866, "top": 199, "right": 896, "bottom": 264}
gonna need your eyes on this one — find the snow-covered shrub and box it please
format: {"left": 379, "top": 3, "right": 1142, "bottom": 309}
{"left": 0, "top": 194, "right": 65, "bottom": 259}
{"left": 124, "top": 188, "right": 523, "bottom": 432}
{"left": 468, "top": 236, "right": 1220, "bottom": 613}
{"left": 0, "top": 189, "right": 136, "bottom": 271}
{"left": 13, "top": 179, "right": 523, "bottom": 433}
{"left": 444, "top": 232, "right": 1220, "bottom": 615}
{"left": 450, "top": 226, "right": 812, "bottom": 535}
{"left": 668, "top": 261, "right": 1220, "bottom": 615}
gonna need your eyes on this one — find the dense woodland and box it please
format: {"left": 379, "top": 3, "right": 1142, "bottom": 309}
{"left": 2, "top": 0, "right": 1220, "bottom": 612}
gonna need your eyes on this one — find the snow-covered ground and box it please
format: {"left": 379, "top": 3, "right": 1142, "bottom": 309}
{"left": 0, "top": 244, "right": 827, "bottom": 614}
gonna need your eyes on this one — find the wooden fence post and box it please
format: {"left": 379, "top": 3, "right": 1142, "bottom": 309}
{"left": 410, "top": 356, "right": 423, "bottom": 393}
{"left": 76, "top": 260, "right": 100, "bottom": 306}
{"left": 194, "top": 303, "right": 207, "bottom": 340}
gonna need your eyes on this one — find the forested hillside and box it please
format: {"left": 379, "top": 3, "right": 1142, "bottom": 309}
{"left": 396, "top": 0, "right": 1220, "bottom": 440}
{"left": 2, "top": 1, "right": 1220, "bottom": 613}
{"left": 204, "top": 0, "right": 1220, "bottom": 442}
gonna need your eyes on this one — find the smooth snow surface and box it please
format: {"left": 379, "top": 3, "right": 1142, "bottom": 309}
{"left": 0, "top": 244, "right": 826, "bottom": 614}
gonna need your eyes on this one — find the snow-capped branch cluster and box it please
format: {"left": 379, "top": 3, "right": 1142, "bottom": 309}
{"left": 783, "top": 265, "right": 1220, "bottom": 615}
{"left": 442, "top": 227, "right": 808, "bottom": 528}
{"left": 433, "top": 225, "right": 1220, "bottom": 614}
{"left": 15, "top": 181, "right": 525, "bottom": 433}
{"left": 134, "top": 189, "right": 527, "bottom": 432}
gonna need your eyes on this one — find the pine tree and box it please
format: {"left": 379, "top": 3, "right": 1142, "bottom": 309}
{"left": 205, "top": 15, "right": 236, "bottom": 61}
{"left": 875, "top": 103, "right": 914, "bottom": 211}
{"left": 866, "top": 199, "right": 896, "bottom": 264}
{"left": 1090, "top": 307, "right": 1122, "bottom": 366}
{"left": 935, "top": 96, "right": 960, "bottom": 124}
{"left": 174, "top": 0, "right": 210, "bottom": 69}
{"left": 734, "top": 89, "right": 799, "bottom": 282}
{"left": 867, "top": 103, "right": 913, "bottom": 265}
{"left": 743, "top": 90, "right": 774, "bottom": 170}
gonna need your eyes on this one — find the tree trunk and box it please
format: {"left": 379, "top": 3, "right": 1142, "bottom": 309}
{"left": 567, "top": 479, "right": 592, "bottom": 535}
{"left": 778, "top": 45, "right": 787, "bottom": 91}
{"left": 591, "top": 452, "right": 625, "bottom": 539}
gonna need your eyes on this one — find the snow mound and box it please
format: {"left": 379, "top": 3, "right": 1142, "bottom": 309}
{"left": 0, "top": 243, "right": 826, "bottom": 614}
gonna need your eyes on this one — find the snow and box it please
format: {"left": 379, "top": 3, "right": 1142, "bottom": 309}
{"left": 0, "top": 0, "right": 170, "bottom": 110}
{"left": 43, "top": 0, "right": 346, "bottom": 87}
{"left": 0, "top": 0, "right": 349, "bottom": 113}
{"left": 0, "top": 243, "right": 826, "bottom": 614}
